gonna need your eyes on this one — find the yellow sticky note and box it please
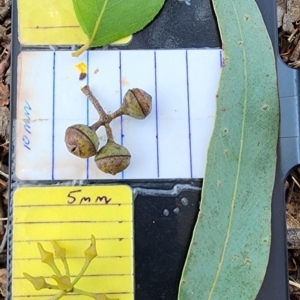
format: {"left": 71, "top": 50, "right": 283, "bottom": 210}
{"left": 18, "top": 0, "right": 85, "bottom": 45}
{"left": 12, "top": 186, "right": 134, "bottom": 300}
{"left": 18, "top": 0, "right": 132, "bottom": 46}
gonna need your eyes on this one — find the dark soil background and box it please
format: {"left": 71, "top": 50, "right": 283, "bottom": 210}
{"left": 0, "top": 0, "right": 10, "bottom": 298}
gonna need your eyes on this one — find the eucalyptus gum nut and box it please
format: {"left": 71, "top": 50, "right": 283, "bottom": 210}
{"left": 65, "top": 124, "right": 99, "bottom": 158}
{"left": 122, "top": 88, "right": 152, "bottom": 119}
{"left": 94, "top": 141, "right": 131, "bottom": 175}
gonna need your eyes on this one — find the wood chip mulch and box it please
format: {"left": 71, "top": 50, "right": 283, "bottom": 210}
{"left": 0, "top": 0, "right": 10, "bottom": 298}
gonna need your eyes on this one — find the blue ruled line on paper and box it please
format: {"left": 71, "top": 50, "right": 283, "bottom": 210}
{"left": 186, "top": 50, "right": 193, "bottom": 178}
{"left": 86, "top": 51, "right": 90, "bottom": 179}
{"left": 51, "top": 51, "right": 56, "bottom": 180}
{"left": 119, "top": 51, "right": 124, "bottom": 179}
{"left": 154, "top": 51, "right": 160, "bottom": 178}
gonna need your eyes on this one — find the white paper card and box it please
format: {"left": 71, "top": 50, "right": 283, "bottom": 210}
{"left": 15, "top": 49, "right": 222, "bottom": 180}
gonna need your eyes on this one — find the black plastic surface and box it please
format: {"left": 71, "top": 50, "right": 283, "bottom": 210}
{"left": 109, "top": 0, "right": 220, "bottom": 50}
{"left": 135, "top": 189, "right": 200, "bottom": 299}
{"left": 9, "top": 0, "right": 296, "bottom": 299}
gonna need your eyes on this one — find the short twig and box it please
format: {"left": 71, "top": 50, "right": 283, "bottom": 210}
{"left": 0, "top": 48, "right": 9, "bottom": 77}
{"left": 290, "top": 38, "right": 300, "bottom": 61}
{"left": 290, "top": 280, "right": 300, "bottom": 289}
{"left": 0, "top": 170, "right": 8, "bottom": 179}
{"left": 89, "top": 108, "right": 125, "bottom": 132}
{"left": 288, "top": 28, "right": 299, "bottom": 43}
{"left": 0, "top": 178, "right": 6, "bottom": 188}
{"left": 0, "top": 141, "right": 8, "bottom": 147}
{"left": 81, "top": 85, "right": 125, "bottom": 142}
{"left": 292, "top": 176, "right": 300, "bottom": 189}
{"left": 0, "top": 226, "right": 7, "bottom": 253}
{"left": 81, "top": 85, "right": 107, "bottom": 121}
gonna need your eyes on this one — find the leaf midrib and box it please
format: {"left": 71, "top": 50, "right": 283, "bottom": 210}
{"left": 207, "top": 1, "right": 248, "bottom": 299}
{"left": 89, "top": 0, "right": 109, "bottom": 45}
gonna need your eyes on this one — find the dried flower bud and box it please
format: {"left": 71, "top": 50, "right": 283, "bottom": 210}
{"left": 37, "top": 243, "right": 62, "bottom": 276}
{"left": 84, "top": 235, "right": 97, "bottom": 262}
{"left": 23, "top": 273, "right": 48, "bottom": 290}
{"left": 37, "top": 243, "right": 54, "bottom": 264}
{"left": 122, "top": 88, "right": 152, "bottom": 119}
{"left": 65, "top": 124, "right": 99, "bottom": 158}
{"left": 50, "top": 240, "right": 66, "bottom": 260}
{"left": 94, "top": 141, "right": 131, "bottom": 175}
{"left": 51, "top": 275, "right": 72, "bottom": 291}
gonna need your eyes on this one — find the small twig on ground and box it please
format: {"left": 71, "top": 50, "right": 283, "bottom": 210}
{"left": 0, "top": 227, "right": 7, "bottom": 253}
{"left": 0, "top": 48, "right": 9, "bottom": 78}
{"left": 0, "top": 170, "right": 7, "bottom": 179}
{"left": 290, "top": 280, "right": 300, "bottom": 289}
{"left": 0, "top": 179, "right": 6, "bottom": 189}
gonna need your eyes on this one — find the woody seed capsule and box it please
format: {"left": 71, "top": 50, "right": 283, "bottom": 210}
{"left": 65, "top": 124, "right": 99, "bottom": 158}
{"left": 122, "top": 88, "right": 152, "bottom": 119}
{"left": 94, "top": 141, "right": 131, "bottom": 175}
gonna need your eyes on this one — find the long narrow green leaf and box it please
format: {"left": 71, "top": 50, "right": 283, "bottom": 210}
{"left": 72, "top": 0, "right": 165, "bottom": 56}
{"left": 178, "top": 1, "right": 279, "bottom": 299}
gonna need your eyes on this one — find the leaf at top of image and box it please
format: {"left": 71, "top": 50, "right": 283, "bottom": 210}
{"left": 72, "top": 0, "right": 165, "bottom": 56}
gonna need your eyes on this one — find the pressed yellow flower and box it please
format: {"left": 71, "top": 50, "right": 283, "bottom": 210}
{"left": 52, "top": 275, "right": 72, "bottom": 292}
{"left": 23, "top": 236, "right": 116, "bottom": 299}
{"left": 23, "top": 273, "right": 47, "bottom": 290}
{"left": 84, "top": 234, "right": 97, "bottom": 261}
{"left": 37, "top": 243, "right": 62, "bottom": 277}
{"left": 37, "top": 243, "right": 53, "bottom": 263}
{"left": 51, "top": 240, "right": 66, "bottom": 260}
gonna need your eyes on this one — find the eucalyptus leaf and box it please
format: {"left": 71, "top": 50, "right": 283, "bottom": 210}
{"left": 178, "top": 1, "right": 279, "bottom": 299}
{"left": 72, "top": 0, "right": 165, "bottom": 56}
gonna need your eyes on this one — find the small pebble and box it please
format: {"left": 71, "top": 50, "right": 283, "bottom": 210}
{"left": 163, "top": 209, "right": 170, "bottom": 216}
{"left": 173, "top": 207, "right": 180, "bottom": 214}
{"left": 178, "top": 0, "right": 191, "bottom": 5}
{"left": 181, "top": 197, "right": 189, "bottom": 206}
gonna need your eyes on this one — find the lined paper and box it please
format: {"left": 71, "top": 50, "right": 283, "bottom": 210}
{"left": 18, "top": 0, "right": 85, "bottom": 45}
{"left": 12, "top": 186, "right": 134, "bottom": 300}
{"left": 15, "top": 49, "right": 222, "bottom": 180}
{"left": 17, "top": 0, "right": 131, "bottom": 46}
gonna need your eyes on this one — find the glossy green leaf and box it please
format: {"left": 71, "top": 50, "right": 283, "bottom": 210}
{"left": 72, "top": 0, "right": 165, "bottom": 56}
{"left": 178, "top": 1, "right": 279, "bottom": 300}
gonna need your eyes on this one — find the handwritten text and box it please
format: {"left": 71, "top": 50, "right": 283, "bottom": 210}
{"left": 67, "top": 189, "right": 112, "bottom": 205}
{"left": 23, "top": 101, "right": 31, "bottom": 150}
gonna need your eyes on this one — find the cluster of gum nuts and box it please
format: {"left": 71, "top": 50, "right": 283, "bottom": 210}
{"left": 64, "top": 85, "right": 152, "bottom": 175}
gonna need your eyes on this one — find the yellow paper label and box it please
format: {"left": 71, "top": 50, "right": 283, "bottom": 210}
{"left": 12, "top": 186, "right": 134, "bottom": 300}
{"left": 18, "top": 0, "right": 132, "bottom": 46}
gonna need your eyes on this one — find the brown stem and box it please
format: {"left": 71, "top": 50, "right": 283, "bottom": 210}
{"left": 82, "top": 85, "right": 125, "bottom": 139}
{"left": 109, "top": 107, "right": 125, "bottom": 120}
{"left": 104, "top": 124, "right": 114, "bottom": 142}
{"left": 89, "top": 120, "right": 104, "bottom": 132}
{"left": 81, "top": 85, "right": 107, "bottom": 120}
{"left": 89, "top": 110, "right": 124, "bottom": 132}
